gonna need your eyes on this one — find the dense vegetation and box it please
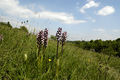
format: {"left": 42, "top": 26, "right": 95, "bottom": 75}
{"left": 69, "top": 39, "right": 120, "bottom": 57}
{"left": 0, "top": 22, "right": 120, "bottom": 80}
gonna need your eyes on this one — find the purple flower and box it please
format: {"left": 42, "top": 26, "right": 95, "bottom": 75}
{"left": 37, "top": 30, "right": 44, "bottom": 47}
{"left": 61, "top": 32, "right": 67, "bottom": 55}
{"left": 61, "top": 32, "right": 67, "bottom": 45}
{"left": 44, "top": 28, "right": 48, "bottom": 48}
{"left": 56, "top": 27, "right": 62, "bottom": 41}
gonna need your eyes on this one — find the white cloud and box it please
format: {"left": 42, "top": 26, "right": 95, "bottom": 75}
{"left": 92, "top": 28, "right": 120, "bottom": 40}
{"left": 112, "top": 29, "right": 120, "bottom": 33}
{"left": 0, "top": 16, "right": 42, "bottom": 33}
{"left": 0, "top": 0, "right": 86, "bottom": 24}
{"left": 97, "top": 6, "right": 115, "bottom": 16}
{"left": 93, "top": 28, "right": 105, "bottom": 33}
{"left": 37, "top": 11, "right": 86, "bottom": 24}
{"left": 0, "top": 0, "right": 35, "bottom": 18}
{"left": 80, "top": 1, "right": 99, "bottom": 13}
{"left": 93, "top": 28, "right": 114, "bottom": 40}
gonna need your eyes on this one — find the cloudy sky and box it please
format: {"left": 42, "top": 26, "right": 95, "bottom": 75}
{"left": 0, "top": 0, "right": 120, "bottom": 41}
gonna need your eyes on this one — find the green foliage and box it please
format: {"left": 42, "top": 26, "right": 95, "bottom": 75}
{"left": 116, "top": 38, "right": 120, "bottom": 42}
{"left": 0, "top": 22, "right": 12, "bottom": 28}
{"left": 102, "top": 47, "right": 117, "bottom": 56}
{"left": 7, "top": 22, "right": 12, "bottom": 28}
{"left": 20, "top": 26, "right": 28, "bottom": 33}
{"left": 0, "top": 23, "right": 120, "bottom": 80}
{"left": 50, "top": 35, "right": 56, "bottom": 40}
{"left": 71, "top": 39, "right": 120, "bottom": 57}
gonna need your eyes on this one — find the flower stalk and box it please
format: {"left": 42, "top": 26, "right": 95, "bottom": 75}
{"left": 56, "top": 27, "right": 62, "bottom": 59}
{"left": 37, "top": 30, "right": 44, "bottom": 57}
{"left": 61, "top": 32, "right": 67, "bottom": 55}
{"left": 43, "top": 28, "right": 48, "bottom": 54}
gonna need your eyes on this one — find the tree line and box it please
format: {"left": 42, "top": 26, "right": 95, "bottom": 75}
{"left": 68, "top": 39, "right": 120, "bottom": 57}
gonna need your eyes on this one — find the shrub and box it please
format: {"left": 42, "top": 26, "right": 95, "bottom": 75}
{"left": 20, "top": 26, "right": 28, "bottom": 33}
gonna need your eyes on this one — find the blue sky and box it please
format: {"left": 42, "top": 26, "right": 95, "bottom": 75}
{"left": 0, "top": 0, "right": 120, "bottom": 40}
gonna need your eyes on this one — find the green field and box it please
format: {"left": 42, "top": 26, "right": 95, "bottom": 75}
{"left": 0, "top": 22, "right": 120, "bottom": 80}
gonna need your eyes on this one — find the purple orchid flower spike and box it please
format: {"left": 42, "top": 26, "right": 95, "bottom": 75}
{"left": 37, "top": 30, "right": 44, "bottom": 56}
{"left": 44, "top": 28, "right": 48, "bottom": 48}
{"left": 61, "top": 32, "right": 67, "bottom": 55}
{"left": 56, "top": 27, "right": 62, "bottom": 59}
{"left": 56, "top": 27, "right": 62, "bottom": 42}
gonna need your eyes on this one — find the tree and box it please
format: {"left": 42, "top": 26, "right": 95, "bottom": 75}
{"left": 116, "top": 38, "right": 120, "bottom": 42}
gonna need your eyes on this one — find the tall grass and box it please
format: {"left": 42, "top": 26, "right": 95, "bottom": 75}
{"left": 0, "top": 23, "right": 120, "bottom": 80}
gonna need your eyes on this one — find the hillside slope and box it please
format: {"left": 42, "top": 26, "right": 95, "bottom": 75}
{"left": 0, "top": 23, "right": 120, "bottom": 80}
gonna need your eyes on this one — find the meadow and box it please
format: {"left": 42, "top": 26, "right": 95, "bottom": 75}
{"left": 0, "top": 22, "right": 120, "bottom": 80}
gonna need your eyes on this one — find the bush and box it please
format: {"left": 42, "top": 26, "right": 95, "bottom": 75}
{"left": 70, "top": 39, "right": 120, "bottom": 57}
{"left": 20, "top": 26, "right": 28, "bottom": 33}
{"left": 7, "top": 22, "right": 12, "bottom": 28}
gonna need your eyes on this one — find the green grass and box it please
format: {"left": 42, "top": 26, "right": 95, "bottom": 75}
{"left": 0, "top": 23, "right": 120, "bottom": 80}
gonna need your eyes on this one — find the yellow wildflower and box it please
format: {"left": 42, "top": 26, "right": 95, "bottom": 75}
{"left": 49, "top": 59, "right": 51, "bottom": 62}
